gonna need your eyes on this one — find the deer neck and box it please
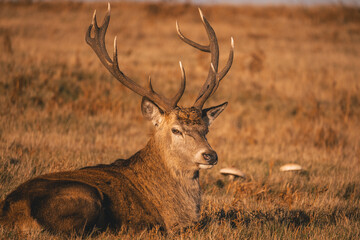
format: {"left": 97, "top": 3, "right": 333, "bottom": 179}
{"left": 136, "top": 138, "right": 201, "bottom": 230}
{"left": 141, "top": 137, "right": 199, "bottom": 181}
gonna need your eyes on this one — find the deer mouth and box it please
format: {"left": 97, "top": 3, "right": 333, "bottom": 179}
{"left": 197, "top": 159, "right": 218, "bottom": 169}
{"left": 197, "top": 151, "right": 218, "bottom": 169}
{"left": 196, "top": 152, "right": 218, "bottom": 169}
{"left": 198, "top": 164, "right": 215, "bottom": 169}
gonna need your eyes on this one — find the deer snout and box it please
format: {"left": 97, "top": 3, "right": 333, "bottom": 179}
{"left": 202, "top": 151, "right": 218, "bottom": 165}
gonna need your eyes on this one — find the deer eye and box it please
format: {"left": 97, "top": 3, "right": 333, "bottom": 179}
{"left": 171, "top": 128, "right": 182, "bottom": 136}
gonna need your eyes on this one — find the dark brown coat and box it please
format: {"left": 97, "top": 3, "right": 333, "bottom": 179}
{"left": 0, "top": 137, "right": 202, "bottom": 234}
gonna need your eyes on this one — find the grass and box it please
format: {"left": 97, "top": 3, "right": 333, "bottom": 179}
{"left": 0, "top": 1, "right": 359, "bottom": 239}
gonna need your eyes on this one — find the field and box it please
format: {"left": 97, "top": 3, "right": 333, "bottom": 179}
{"left": 0, "top": 1, "right": 359, "bottom": 239}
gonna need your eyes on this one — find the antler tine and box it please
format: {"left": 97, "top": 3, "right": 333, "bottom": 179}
{"left": 218, "top": 37, "right": 234, "bottom": 81}
{"left": 177, "top": 8, "right": 233, "bottom": 109}
{"left": 210, "top": 37, "right": 234, "bottom": 97}
{"left": 86, "top": 6, "right": 112, "bottom": 66}
{"left": 86, "top": 3, "right": 185, "bottom": 112}
{"left": 176, "top": 20, "right": 210, "bottom": 53}
{"left": 148, "top": 76, "right": 155, "bottom": 93}
{"left": 171, "top": 61, "right": 186, "bottom": 106}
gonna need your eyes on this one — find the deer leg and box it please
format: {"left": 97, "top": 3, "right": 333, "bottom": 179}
{"left": 0, "top": 198, "right": 42, "bottom": 233}
{"left": 30, "top": 181, "right": 106, "bottom": 235}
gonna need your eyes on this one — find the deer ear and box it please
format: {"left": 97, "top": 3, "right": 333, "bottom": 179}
{"left": 141, "top": 97, "right": 164, "bottom": 127}
{"left": 202, "top": 102, "right": 228, "bottom": 126}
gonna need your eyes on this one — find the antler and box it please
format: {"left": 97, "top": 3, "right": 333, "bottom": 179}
{"left": 85, "top": 3, "right": 186, "bottom": 112}
{"left": 176, "top": 8, "right": 234, "bottom": 109}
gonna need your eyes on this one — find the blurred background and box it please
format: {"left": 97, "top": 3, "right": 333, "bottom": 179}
{"left": 0, "top": 0, "right": 359, "bottom": 239}
{"left": 3, "top": 0, "right": 360, "bottom": 5}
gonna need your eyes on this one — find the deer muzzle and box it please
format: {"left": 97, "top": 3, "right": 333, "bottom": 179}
{"left": 197, "top": 150, "right": 218, "bottom": 169}
{"left": 202, "top": 151, "right": 218, "bottom": 165}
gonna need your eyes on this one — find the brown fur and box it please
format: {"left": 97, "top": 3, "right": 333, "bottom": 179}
{"left": 175, "top": 107, "right": 204, "bottom": 125}
{"left": 0, "top": 103, "right": 227, "bottom": 235}
{"left": 0, "top": 139, "right": 197, "bottom": 234}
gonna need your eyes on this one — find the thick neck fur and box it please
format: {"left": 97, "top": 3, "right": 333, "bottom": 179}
{"left": 126, "top": 137, "right": 201, "bottom": 231}
{"left": 145, "top": 137, "right": 199, "bottom": 180}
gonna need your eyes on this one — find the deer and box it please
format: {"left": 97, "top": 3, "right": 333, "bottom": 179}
{"left": 0, "top": 3, "right": 233, "bottom": 235}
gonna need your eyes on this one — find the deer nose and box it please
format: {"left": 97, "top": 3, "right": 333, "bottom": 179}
{"left": 202, "top": 151, "right": 218, "bottom": 165}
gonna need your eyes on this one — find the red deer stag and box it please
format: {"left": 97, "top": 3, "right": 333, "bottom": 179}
{"left": 0, "top": 3, "right": 233, "bottom": 234}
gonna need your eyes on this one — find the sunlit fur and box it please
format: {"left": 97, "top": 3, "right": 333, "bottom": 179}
{"left": 158, "top": 107, "right": 216, "bottom": 176}
{"left": 0, "top": 101, "right": 225, "bottom": 235}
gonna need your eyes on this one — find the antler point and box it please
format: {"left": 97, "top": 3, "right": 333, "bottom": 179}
{"left": 198, "top": 8, "right": 204, "bottom": 17}
{"left": 198, "top": 8, "right": 206, "bottom": 23}
{"left": 92, "top": 10, "right": 97, "bottom": 25}
{"left": 179, "top": 61, "right": 185, "bottom": 78}
{"left": 175, "top": 21, "right": 181, "bottom": 35}
{"left": 108, "top": 2, "right": 111, "bottom": 12}
{"left": 210, "top": 63, "right": 216, "bottom": 73}
{"left": 231, "top": 37, "right": 234, "bottom": 48}
{"left": 113, "top": 36, "right": 118, "bottom": 52}
{"left": 148, "top": 76, "right": 155, "bottom": 92}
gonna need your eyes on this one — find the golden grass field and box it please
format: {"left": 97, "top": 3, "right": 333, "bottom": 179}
{"left": 0, "top": 1, "right": 359, "bottom": 239}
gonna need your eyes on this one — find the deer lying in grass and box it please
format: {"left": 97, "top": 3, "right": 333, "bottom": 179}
{"left": 0, "top": 4, "right": 233, "bottom": 234}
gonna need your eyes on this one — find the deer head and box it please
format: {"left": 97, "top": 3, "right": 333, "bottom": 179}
{"left": 86, "top": 3, "right": 233, "bottom": 173}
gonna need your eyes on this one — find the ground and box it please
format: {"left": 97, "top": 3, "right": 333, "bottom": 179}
{"left": 0, "top": 1, "right": 359, "bottom": 239}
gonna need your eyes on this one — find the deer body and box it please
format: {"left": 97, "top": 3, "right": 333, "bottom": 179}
{"left": 0, "top": 4, "right": 233, "bottom": 235}
{"left": 1, "top": 138, "right": 200, "bottom": 233}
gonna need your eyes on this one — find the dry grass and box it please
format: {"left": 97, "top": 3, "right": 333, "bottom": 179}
{"left": 0, "top": 1, "right": 359, "bottom": 239}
